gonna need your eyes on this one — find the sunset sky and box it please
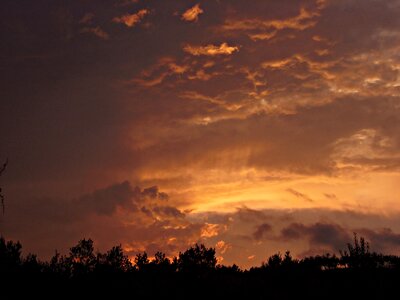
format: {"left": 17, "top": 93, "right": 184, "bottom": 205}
{"left": 1, "top": 0, "right": 400, "bottom": 269}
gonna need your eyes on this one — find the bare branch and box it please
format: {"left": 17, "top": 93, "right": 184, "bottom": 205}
{"left": 0, "top": 158, "right": 8, "bottom": 176}
{"left": 0, "top": 158, "right": 8, "bottom": 214}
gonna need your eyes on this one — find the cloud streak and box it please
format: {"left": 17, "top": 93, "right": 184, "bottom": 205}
{"left": 183, "top": 43, "right": 239, "bottom": 56}
{"left": 286, "top": 189, "right": 314, "bottom": 203}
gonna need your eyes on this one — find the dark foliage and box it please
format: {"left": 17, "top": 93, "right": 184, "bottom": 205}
{"left": 1, "top": 234, "right": 400, "bottom": 299}
{"left": 177, "top": 243, "right": 217, "bottom": 273}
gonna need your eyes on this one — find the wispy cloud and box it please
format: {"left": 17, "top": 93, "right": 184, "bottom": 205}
{"left": 183, "top": 43, "right": 239, "bottom": 56}
{"left": 286, "top": 188, "right": 314, "bottom": 203}
{"left": 79, "top": 12, "right": 95, "bottom": 24}
{"left": 221, "top": 3, "right": 326, "bottom": 41}
{"left": 80, "top": 26, "right": 109, "bottom": 40}
{"left": 129, "top": 57, "right": 190, "bottom": 87}
{"left": 181, "top": 4, "right": 204, "bottom": 22}
{"left": 113, "top": 9, "right": 149, "bottom": 27}
{"left": 222, "top": 10, "right": 317, "bottom": 32}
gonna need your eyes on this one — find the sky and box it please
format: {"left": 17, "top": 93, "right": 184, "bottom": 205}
{"left": 1, "top": 0, "right": 400, "bottom": 269}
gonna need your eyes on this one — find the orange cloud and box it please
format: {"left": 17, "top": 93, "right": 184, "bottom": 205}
{"left": 187, "top": 69, "right": 220, "bottom": 81}
{"left": 201, "top": 223, "right": 225, "bottom": 238}
{"left": 216, "top": 240, "right": 231, "bottom": 254}
{"left": 180, "top": 91, "right": 226, "bottom": 107}
{"left": 249, "top": 31, "right": 277, "bottom": 41}
{"left": 80, "top": 27, "right": 109, "bottom": 40}
{"left": 113, "top": 9, "right": 149, "bottom": 27}
{"left": 221, "top": 5, "right": 326, "bottom": 41}
{"left": 181, "top": 4, "right": 204, "bottom": 22}
{"left": 183, "top": 43, "right": 239, "bottom": 56}
{"left": 130, "top": 57, "right": 190, "bottom": 87}
{"left": 132, "top": 73, "right": 168, "bottom": 87}
{"left": 223, "top": 7, "right": 319, "bottom": 32}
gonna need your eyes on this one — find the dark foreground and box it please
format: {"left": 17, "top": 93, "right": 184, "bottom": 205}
{"left": 3, "top": 269, "right": 400, "bottom": 299}
{"left": 2, "top": 235, "right": 400, "bottom": 299}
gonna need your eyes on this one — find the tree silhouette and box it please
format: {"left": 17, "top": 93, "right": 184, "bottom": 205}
{"left": 97, "top": 245, "right": 132, "bottom": 273}
{"left": 177, "top": 244, "right": 217, "bottom": 273}
{"left": 150, "top": 251, "right": 174, "bottom": 272}
{"left": 0, "top": 236, "right": 22, "bottom": 272}
{"left": 68, "top": 238, "right": 96, "bottom": 276}
{"left": 134, "top": 251, "right": 150, "bottom": 272}
{"left": 340, "top": 233, "right": 374, "bottom": 269}
{"left": 48, "top": 250, "right": 70, "bottom": 275}
{"left": 263, "top": 252, "right": 283, "bottom": 269}
{"left": 22, "top": 253, "right": 42, "bottom": 273}
{"left": 3, "top": 234, "right": 400, "bottom": 299}
{"left": 261, "top": 251, "right": 298, "bottom": 271}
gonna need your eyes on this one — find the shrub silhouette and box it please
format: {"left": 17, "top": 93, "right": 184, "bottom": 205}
{"left": 261, "top": 251, "right": 298, "bottom": 271}
{"left": 301, "top": 253, "right": 339, "bottom": 271}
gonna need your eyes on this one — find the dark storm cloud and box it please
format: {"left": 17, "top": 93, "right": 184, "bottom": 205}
{"left": 253, "top": 223, "right": 272, "bottom": 240}
{"left": 358, "top": 228, "right": 400, "bottom": 253}
{"left": 77, "top": 181, "right": 137, "bottom": 215}
{"left": 152, "top": 205, "right": 185, "bottom": 218}
{"left": 281, "top": 222, "right": 351, "bottom": 250}
{"left": 235, "top": 207, "right": 269, "bottom": 223}
{"left": 142, "top": 186, "right": 169, "bottom": 200}
{"left": 1, "top": 181, "right": 206, "bottom": 259}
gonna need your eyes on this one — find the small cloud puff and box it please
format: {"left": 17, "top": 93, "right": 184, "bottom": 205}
{"left": 181, "top": 4, "right": 204, "bottom": 22}
{"left": 113, "top": 9, "right": 149, "bottom": 27}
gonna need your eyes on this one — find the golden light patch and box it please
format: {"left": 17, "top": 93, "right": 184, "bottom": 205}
{"left": 216, "top": 240, "right": 231, "bottom": 254}
{"left": 201, "top": 223, "right": 223, "bottom": 238}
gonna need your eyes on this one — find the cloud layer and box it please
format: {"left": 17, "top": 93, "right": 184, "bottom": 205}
{"left": 1, "top": 0, "right": 400, "bottom": 268}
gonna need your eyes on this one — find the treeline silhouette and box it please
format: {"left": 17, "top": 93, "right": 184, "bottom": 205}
{"left": 1, "top": 234, "right": 399, "bottom": 299}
